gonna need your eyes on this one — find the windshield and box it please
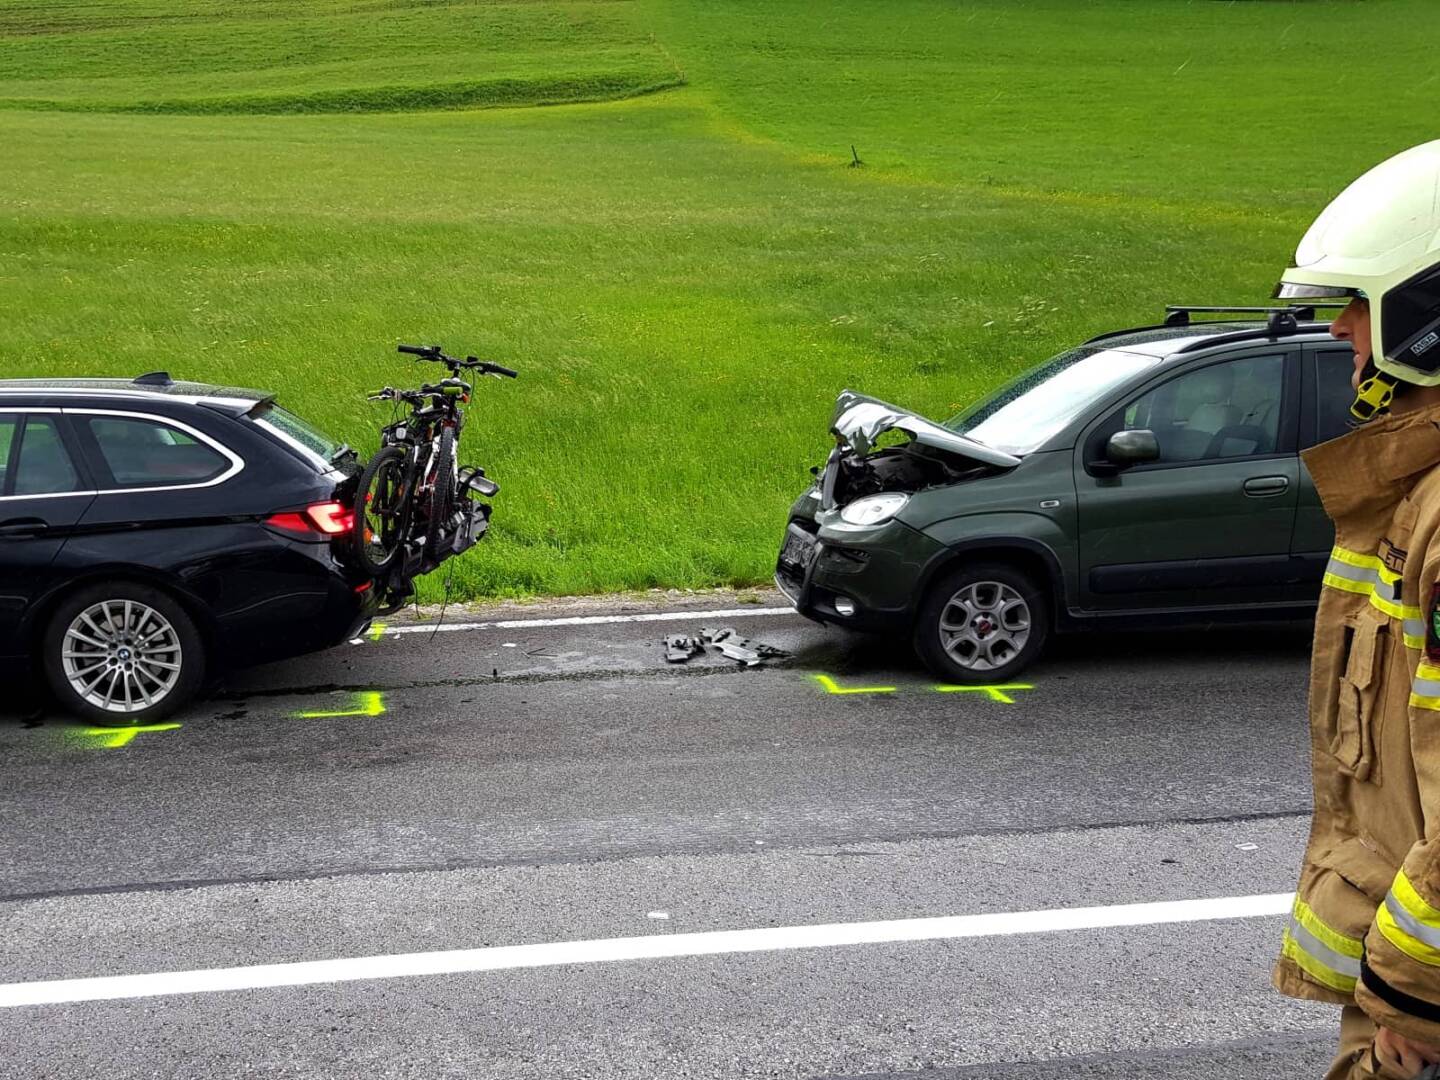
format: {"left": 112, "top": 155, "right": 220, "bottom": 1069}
{"left": 946, "top": 345, "right": 1163, "bottom": 455}
{"left": 253, "top": 403, "right": 345, "bottom": 465}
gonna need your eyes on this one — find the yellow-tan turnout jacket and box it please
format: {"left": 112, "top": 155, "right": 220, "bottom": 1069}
{"left": 1277, "top": 401, "right": 1440, "bottom": 1042}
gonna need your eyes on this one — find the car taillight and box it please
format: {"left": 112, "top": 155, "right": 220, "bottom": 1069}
{"left": 264, "top": 501, "right": 354, "bottom": 537}
{"left": 305, "top": 501, "right": 354, "bottom": 535}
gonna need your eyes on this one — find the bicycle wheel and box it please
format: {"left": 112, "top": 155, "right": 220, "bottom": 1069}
{"left": 425, "top": 427, "right": 457, "bottom": 561}
{"left": 354, "top": 446, "right": 408, "bottom": 576}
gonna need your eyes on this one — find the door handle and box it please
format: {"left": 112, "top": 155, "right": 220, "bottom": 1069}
{"left": 1243, "top": 476, "right": 1290, "bottom": 497}
{"left": 0, "top": 518, "right": 49, "bottom": 538}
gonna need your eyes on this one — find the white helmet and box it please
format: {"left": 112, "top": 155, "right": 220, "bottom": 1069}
{"left": 1275, "top": 139, "right": 1440, "bottom": 420}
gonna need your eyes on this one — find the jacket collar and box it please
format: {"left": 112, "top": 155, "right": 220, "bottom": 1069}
{"left": 1303, "top": 401, "right": 1440, "bottom": 526}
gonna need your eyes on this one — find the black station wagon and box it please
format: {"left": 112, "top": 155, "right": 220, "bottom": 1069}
{"left": 778, "top": 307, "right": 1357, "bottom": 683}
{"left": 0, "top": 374, "right": 377, "bottom": 722}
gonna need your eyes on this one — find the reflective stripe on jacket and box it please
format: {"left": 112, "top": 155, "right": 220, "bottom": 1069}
{"left": 1275, "top": 402, "right": 1440, "bottom": 1045}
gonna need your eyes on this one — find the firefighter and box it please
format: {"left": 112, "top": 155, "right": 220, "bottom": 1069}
{"left": 1271, "top": 139, "right": 1440, "bottom": 1079}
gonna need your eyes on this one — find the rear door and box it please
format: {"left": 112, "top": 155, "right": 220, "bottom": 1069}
{"left": 1074, "top": 349, "right": 1302, "bottom": 611}
{"left": 60, "top": 406, "right": 340, "bottom": 641}
{"left": 0, "top": 410, "right": 94, "bottom": 653}
{"left": 1290, "top": 343, "right": 1357, "bottom": 594}
{"left": 63, "top": 407, "right": 244, "bottom": 544}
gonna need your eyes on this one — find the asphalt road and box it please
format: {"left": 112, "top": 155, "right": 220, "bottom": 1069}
{"left": 0, "top": 597, "right": 1340, "bottom": 1079}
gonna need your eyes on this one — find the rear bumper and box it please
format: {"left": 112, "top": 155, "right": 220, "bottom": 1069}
{"left": 213, "top": 542, "right": 380, "bottom": 667}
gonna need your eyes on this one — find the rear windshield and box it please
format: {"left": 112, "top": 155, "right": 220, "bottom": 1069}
{"left": 946, "top": 345, "right": 1163, "bottom": 455}
{"left": 252, "top": 404, "right": 343, "bottom": 465}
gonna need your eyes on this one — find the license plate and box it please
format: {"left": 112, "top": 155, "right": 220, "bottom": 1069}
{"left": 780, "top": 525, "right": 818, "bottom": 570}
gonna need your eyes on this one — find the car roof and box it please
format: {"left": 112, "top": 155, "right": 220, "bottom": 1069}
{"left": 1086, "top": 321, "right": 1336, "bottom": 361}
{"left": 0, "top": 376, "right": 274, "bottom": 413}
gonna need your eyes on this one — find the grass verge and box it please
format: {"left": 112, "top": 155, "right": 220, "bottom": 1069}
{"left": 1, "top": 0, "right": 1434, "bottom": 598}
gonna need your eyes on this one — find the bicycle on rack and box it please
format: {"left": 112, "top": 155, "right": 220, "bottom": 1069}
{"left": 352, "top": 343, "right": 517, "bottom": 609}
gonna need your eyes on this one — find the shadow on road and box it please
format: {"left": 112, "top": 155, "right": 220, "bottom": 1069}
{"left": 0, "top": 681, "right": 47, "bottom": 728}
{"left": 816, "top": 619, "right": 1313, "bottom": 678}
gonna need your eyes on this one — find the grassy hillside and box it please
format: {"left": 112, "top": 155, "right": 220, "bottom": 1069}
{"left": 651, "top": 0, "right": 1440, "bottom": 212}
{"left": 0, "top": 0, "right": 683, "bottom": 112}
{"left": 1, "top": 0, "right": 1436, "bottom": 598}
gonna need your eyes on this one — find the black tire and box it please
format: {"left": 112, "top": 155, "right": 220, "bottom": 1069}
{"left": 425, "top": 427, "right": 456, "bottom": 561}
{"left": 912, "top": 562, "right": 1050, "bottom": 684}
{"left": 354, "top": 446, "right": 408, "bottom": 576}
{"left": 42, "top": 582, "right": 205, "bottom": 724}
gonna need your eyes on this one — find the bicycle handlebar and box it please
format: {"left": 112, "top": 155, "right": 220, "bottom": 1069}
{"left": 396, "top": 343, "right": 518, "bottom": 379}
{"left": 367, "top": 386, "right": 433, "bottom": 402}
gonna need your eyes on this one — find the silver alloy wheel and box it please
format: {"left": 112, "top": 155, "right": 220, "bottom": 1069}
{"left": 61, "top": 599, "right": 183, "bottom": 715}
{"left": 937, "top": 580, "right": 1031, "bottom": 672}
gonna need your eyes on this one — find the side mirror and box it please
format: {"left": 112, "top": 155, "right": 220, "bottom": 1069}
{"left": 1088, "top": 429, "right": 1160, "bottom": 477}
{"left": 1106, "top": 429, "right": 1160, "bottom": 466}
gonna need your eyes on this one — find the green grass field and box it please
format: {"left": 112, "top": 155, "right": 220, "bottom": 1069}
{"left": 1, "top": 0, "right": 1436, "bottom": 598}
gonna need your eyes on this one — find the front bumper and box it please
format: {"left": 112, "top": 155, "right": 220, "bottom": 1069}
{"left": 774, "top": 502, "right": 948, "bottom": 633}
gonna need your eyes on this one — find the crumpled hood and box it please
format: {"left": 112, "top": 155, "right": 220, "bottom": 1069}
{"left": 830, "top": 389, "right": 1021, "bottom": 467}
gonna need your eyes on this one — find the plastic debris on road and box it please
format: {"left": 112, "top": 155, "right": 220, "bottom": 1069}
{"left": 665, "top": 634, "right": 704, "bottom": 663}
{"left": 662, "top": 627, "right": 790, "bottom": 667}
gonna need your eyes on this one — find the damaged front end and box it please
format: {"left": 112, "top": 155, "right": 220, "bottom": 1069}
{"left": 819, "top": 390, "right": 1020, "bottom": 511}
{"left": 775, "top": 390, "right": 1022, "bottom": 626}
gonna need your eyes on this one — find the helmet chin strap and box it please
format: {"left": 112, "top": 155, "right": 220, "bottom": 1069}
{"left": 1351, "top": 364, "right": 1399, "bottom": 421}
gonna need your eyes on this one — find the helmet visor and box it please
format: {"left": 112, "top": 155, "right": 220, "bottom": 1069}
{"left": 1273, "top": 281, "right": 1365, "bottom": 301}
{"left": 1381, "top": 263, "right": 1440, "bottom": 375}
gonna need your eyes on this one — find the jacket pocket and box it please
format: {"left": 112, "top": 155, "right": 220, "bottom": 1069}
{"left": 1332, "top": 615, "right": 1388, "bottom": 782}
{"left": 1314, "top": 836, "right": 1398, "bottom": 904}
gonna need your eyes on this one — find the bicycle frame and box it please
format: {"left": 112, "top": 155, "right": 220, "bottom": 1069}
{"left": 378, "top": 409, "right": 449, "bottom": 547}
{"left": 356, "top": 344, "right": 515, "bottom": 606}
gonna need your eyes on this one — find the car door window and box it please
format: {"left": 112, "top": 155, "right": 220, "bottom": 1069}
{"left": 1314, "top": 349, "right": 1358, "bottom": 446}
{"left": 1120, "top": 355, "right": 1285, "bottom": 464}
{"left": 11, "top": 416, "right": 81, "bottom": 496}
{"left": 84, "top": 416, "right": 229, "bottom": 488}
{"left": 0, "top": 415, "right": 16, "bottom": 494}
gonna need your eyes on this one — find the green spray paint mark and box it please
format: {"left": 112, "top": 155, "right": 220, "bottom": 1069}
{"left": 368, "top": 622, "right": 387, "bottom": 642}
{"left": 934, "top": 683, "right": 1034, "bottom": 704}
{"left": 294, "top": 691, "right": 386, "bottom": 719}
{"left": 813, "top": 674, "right": 897, "bottom": 695}
{"left": 71, "top": 723, "right": 181, "bottom": 748}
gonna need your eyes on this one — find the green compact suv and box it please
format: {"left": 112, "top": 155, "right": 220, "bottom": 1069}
{"left": 776, "top": 307, "right": 1358, "bottom": 682}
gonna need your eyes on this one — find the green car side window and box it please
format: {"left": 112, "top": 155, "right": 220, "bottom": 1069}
{"left": 1313, "top": 349, "right": 1358, "bottom": 446}
{"left": 1118, "top": 355, "right": 1284, "bottom": 464}
{"left": 0, "top": 414, "right": 15, "bottom": 494}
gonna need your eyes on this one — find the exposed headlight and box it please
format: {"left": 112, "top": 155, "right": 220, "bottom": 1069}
{"left": 839, "top": 492, "right": 909, "bottom": 526}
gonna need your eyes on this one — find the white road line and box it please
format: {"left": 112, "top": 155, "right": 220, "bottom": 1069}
{"left": 380, "top": 607, "right": 796, "bottom": 636}
{"left": 0, "top": 892, "right": 1292, "bottom": 1008}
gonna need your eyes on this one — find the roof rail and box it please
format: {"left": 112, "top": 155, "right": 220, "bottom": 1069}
{"left": 1081, "top": 322, "right": 1187, "bottom": 347}
{"left": 1173, "top": 324, "right": 1336, "bottom": 355}
{"left": 1080, "top": 304, "right": 1345, "bottom": 351}
{"left": 1162, "top": 304, "right": 1344, "bottom": 328}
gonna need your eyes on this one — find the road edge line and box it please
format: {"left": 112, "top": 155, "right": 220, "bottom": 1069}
{"left": 0, "top": 892, "right": 1293, "bottom": 1008}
